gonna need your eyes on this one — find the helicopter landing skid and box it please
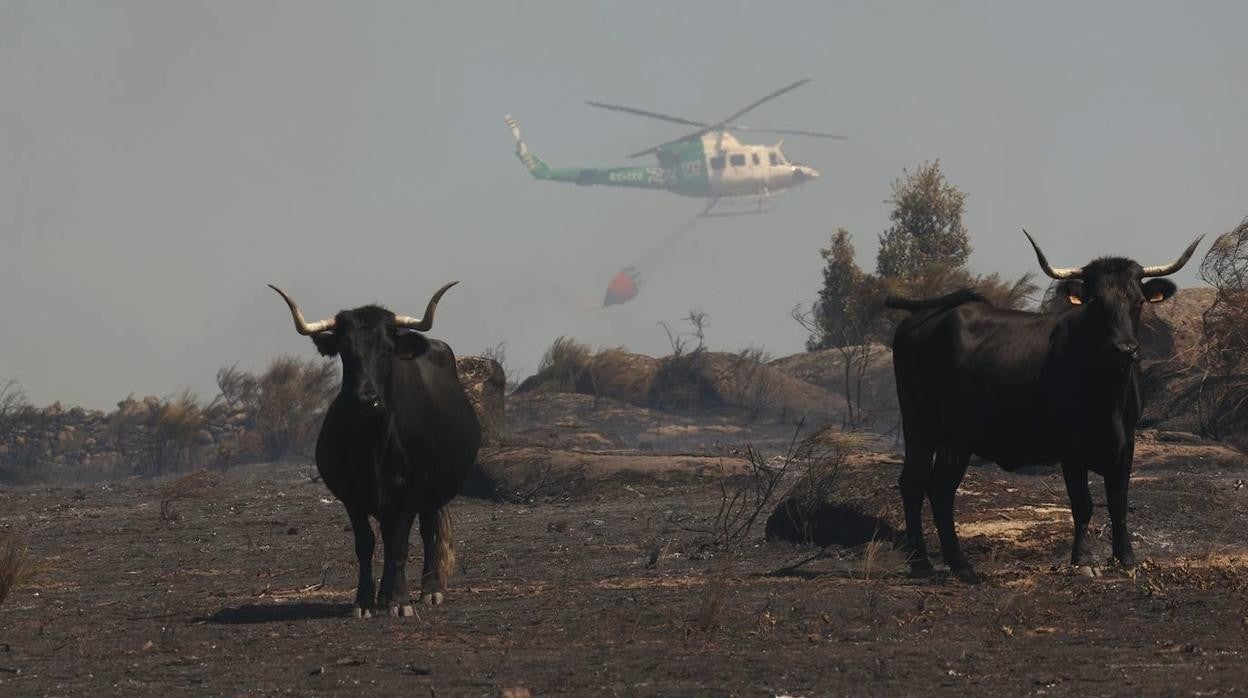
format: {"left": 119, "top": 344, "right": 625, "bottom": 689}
{"left": 698, "top": 195, "right": 778, "bottom": 218}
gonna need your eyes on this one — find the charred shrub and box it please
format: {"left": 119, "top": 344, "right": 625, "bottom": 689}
{"left": 1197, "top": 217, "right": 1248, "bottom": 446}
{"left": 650, "top": 311, "right": 721, "bottom": 412}
{"left": 109, "top": 391, "right": 208, "bottom": 475}
{"left": 216, "top": 356, "right": 338, "bottom": 462}
{"left": 763, "top": 429, "right": 894, "bottom": 548}
{"left": 0, "top": 383, "right": 45, "bottom": 483}
{"left": 716, "top": 347, "right": 778, "bottom": 423}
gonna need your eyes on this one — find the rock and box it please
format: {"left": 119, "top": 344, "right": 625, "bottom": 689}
{"left": 766, "top": 495, "right": 898, "bottom": 548}
{"left": 194, "top": 429, "right": 215, "bottom": 446}
{"left": 1157, "top": 430, "right": 1203, "bottom": 444}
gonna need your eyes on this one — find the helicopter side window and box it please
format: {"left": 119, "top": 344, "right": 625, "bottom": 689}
{"left": 729, "top": 153, "right": 746, "bottom": 167}
{"left": 751, "top": 153, "right": 760, "bottom": 165}
{"left": 769, "top": 152, "right": 780, "bottom": 166}
{"left": 709, "top": 155, "right": 726, "bottom": 171}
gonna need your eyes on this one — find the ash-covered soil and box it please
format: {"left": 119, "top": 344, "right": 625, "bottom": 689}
{"left": 1, "top": 434, "right": 1247, "bottom": 696}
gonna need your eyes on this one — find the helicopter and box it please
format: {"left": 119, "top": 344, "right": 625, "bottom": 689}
{"left": 506, "top": 79, "right": 845, "bottom": 217}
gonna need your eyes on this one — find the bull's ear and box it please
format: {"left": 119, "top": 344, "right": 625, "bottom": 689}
{"left": 393, "top": 329, "right": 430, "bottom": 361}
{"left": 311, "top": 331, "right": 339, "bottom": 357}
{"left": 1056, "top": 279, "right": 1085, "bottom": 306}
{"left": 1142, "top": 278, "right": 1177, "bottom": 303}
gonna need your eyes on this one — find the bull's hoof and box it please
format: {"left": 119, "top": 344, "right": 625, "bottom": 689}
{"left": 907, "top": 559, "right": 935, "bottom": 578}
{"left": 1075, "top": 564, "right": 1101, "bottom": 578}
{"left": 386, "top": 604, "right": 416, "bottom": 618}
{"left": 421, "top": 591, "right": 445, "bottom": 606}
{"left": 352, "top": 606, "right": 373, "bottom": 619}
{"left": 952, "top": 566, "right": 981, "bottom": 584}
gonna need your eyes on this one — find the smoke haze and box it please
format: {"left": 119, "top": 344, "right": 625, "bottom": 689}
{"left": 1, "top": 1, "right": 1245, "bottom": 408}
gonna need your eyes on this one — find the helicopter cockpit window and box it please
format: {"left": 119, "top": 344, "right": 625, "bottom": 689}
{"left": 729, "top": 153, "right": 746, "bottom": 167}
{"left": 710, "top": 155, "right": 726, "bottom": 170}
{"left": 769, "top": 152, "right": 781, "bottom": 166}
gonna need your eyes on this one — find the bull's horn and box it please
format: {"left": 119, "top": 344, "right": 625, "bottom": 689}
{"left": 1023, "top": 229, "right": 1083, "bottom": 280}
{"left": 394, "top": 281, "right": 459, "bottom": 332}
{"left": 268, "top": 284, "right": 336, "bottom": 335}
{"left": 1141, "top": 235, "right": 1205, "bottom": 277}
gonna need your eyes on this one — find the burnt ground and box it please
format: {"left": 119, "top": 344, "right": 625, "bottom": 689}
{"left": 1, "top": 435, "right": 1247, "bottom": 696}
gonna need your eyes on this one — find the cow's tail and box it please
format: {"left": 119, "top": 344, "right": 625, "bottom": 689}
{"left": 435, "top": 506, "right": 456, "bottom": 586}
{"left": 884, "top": 288, "right": 990, "bottom": 312}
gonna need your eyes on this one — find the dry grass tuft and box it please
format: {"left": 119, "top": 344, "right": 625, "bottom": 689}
{"left": 0, "top": 531, "right": 32, "bottom": 605}
{"left": 694, "top": 571, "right": 730, "bottom": 636}
{"left": 858, "top": 536, "right": 906, "bottom": 581}
{"left": 536, "top": 336, "right": 593, "bottom": 392}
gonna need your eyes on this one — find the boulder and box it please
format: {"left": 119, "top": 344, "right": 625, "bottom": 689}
{"left": 769, "top": 344, "right": 896, "bottom": 426}
{"left": 515, "top": 347, "right": 842, "bottom": 421}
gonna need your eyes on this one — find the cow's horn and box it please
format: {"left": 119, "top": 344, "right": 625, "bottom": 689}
{"left": 394, "top": 281, "right": 459, "bottom": 332}
{"left": 1023, "top": 229, "right": 1083, "bottom": 280}
{"left": 268, "top": 284, "right": 336, "bottom": 335}
{"left": 1141, "top": 235, "right": 1205, "bottom": 277}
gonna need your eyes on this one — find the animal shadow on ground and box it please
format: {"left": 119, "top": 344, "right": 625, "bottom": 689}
{"left": 203, "top": 602, "right": 351, "bottom": 624}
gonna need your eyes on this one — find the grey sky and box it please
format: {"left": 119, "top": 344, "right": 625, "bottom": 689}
{"left": 1, "top": 1, "right": 1245, "bottom": 409}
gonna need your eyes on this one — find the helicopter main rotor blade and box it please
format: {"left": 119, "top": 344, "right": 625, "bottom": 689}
{"left": 611, "top": 79, "right": 823, "bottom": 157}
{"left": 584, "top": 101, "right": 710, "bottom": 129}
{"left": 716, "top": 79, "right": 811, "bottom": 132}
{"left": 726, "top": 125, "right": 848, "bottom": 140}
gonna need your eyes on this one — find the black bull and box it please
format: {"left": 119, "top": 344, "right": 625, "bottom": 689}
{"left": 885, "top": 232, "right": 1202, "bottom": 582}
{"left": 270, "top": 282, "right": 480, "bottom": 617}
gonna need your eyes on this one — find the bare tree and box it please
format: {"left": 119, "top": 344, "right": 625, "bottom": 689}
{"left": 0, "top": 378, "right": 29, "bottom": 419}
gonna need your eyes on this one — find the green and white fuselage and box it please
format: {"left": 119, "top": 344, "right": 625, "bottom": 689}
{"left": 506, "top": 116, "right": 820, "bottom": 202}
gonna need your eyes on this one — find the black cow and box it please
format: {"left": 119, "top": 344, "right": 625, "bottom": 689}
{"left": 270, "top": 282, "right": 480, "bottom": 617}
{"left": 886, "top": 232, "right": 1202, "bottom": 582}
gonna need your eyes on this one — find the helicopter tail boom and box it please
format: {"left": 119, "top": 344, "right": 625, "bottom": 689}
{"left": 504, "top": 115, "right": 554, "bottom": 179}
{"left": 505, "top": 114, "right": 683, "bottom": 191}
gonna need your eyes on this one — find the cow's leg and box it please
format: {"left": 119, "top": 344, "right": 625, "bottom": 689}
{"left": 1061, "top": 462, "right": 1098, "bottom": 574}
{"left": 418, "top": 505, "right": 456, "bottom": 606}
{"left": 376, "top": 506, "right": 419, "bottom": 617}
{"left": 928, "top": 448, "right": 977, "bottom": 583}
{"left": 346, "top": 506, "right": 375, "bottom": 618}
{"left": 1105, "top": 469, "right": 1135, "bottom": 567}
{"left": 898, "top": 438, "right": 935, "bottom": 576}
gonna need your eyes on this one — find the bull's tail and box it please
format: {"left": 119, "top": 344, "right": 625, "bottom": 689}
{"left": 884, "top": 288, "right": 989, "bottom": 312}
{"left": 435, "top": 506, "right": 456, "bottom": 587}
